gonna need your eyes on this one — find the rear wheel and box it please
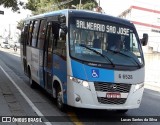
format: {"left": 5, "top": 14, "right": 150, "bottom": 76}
{"left": 28, "top": 68, "right": 37, "bottom": 89}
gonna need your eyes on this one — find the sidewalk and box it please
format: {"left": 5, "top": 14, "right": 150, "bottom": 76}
{"left": 0, "top": 58, "right": 45, "bottom": 125}
{"left": 144, "top": 82, "right": 160, "bottom": 92}
{"left": 0, "top": 65, "right": 29, "bottom": 125}
{"left": 0, "top": 48, "right": 20, "bottom": 57}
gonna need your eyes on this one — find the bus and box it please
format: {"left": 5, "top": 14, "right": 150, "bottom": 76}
{"left": 20, "top": 9, "right": 148, "bottom": 113}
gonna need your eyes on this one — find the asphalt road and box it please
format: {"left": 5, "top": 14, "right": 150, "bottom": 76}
{"left": 0, "top": 48, "right": 160, "bottom": 125}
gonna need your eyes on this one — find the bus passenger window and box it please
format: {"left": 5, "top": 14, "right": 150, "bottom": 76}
{"left": 28, "top": 21, "right": 34, "bottom": 46}
{"left": 37, "top": 20, "right": 47, "bottom": 49}
{"left": 21, "top": 25, "right": 29, "bottom": 45}
{"left": 48, "top": 28, "right": 53, "bottom": 52}
{"left": 32, "top": 20, "right": 39, "bottom": 47}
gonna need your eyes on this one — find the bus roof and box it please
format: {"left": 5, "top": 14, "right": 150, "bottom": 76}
{"left": 68, "top": 9, "right": 133, "bottom": 27}
{"left": 25, "top": 9, "right": 134, "bottom": 27}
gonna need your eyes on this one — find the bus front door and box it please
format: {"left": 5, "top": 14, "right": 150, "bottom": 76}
{"left": 44, "top": 22, "right": 54, "bottom": 92}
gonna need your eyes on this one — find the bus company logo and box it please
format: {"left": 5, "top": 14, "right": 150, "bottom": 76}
{"left": 91, "top": 69, "right": 99, "bottom": 78}
{"left": 109, "top": 84, "right": 117, "bottom": 90}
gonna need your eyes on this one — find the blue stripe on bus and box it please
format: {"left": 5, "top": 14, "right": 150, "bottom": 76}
{"left": 52, "top": 54, "right": 67, "bottom": 104}
{"left": 71, "top": 60, "right": 114, "bottom": 82}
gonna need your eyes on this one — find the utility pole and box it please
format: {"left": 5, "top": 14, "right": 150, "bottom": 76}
{"left": 98, "top": 0, "right": 100, "bottom": 7}
{"left": 79, "top": 0, "right": 82, "bottom": 9}
{"left": 8, "top": 24, "right": 11, "bottom": 39}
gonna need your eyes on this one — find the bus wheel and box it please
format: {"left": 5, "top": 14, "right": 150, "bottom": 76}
{"left": 28, "top": 69, "right": 36, "bottom": 89}
{"left": 116, "top": 109, "right": 128, "bottom": 114}
{"left": 56, "top": 87, "right": 65, "bottom": 111}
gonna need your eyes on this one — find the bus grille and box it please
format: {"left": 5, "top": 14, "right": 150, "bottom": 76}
{"left": 97, "top": 97, "right": 126, "bottom": 104}
{"left": 94, "top": 82, "right": 131, "bottom": 93}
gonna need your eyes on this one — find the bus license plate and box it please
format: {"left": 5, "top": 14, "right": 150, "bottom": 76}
{"left": 106, "top": 93, "right": 121, "bottom": 98}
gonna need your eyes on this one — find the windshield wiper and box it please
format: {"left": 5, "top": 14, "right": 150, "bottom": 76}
{"left": 79, "top": 44, "right": 115, "bottom": 67}
{"left": 107, "top": 49, "right": 141, "bottom": 68}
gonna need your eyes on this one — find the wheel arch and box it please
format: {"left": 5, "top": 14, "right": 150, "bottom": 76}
{"left": 52, "top": 76, "right": 63, "bottom": 100}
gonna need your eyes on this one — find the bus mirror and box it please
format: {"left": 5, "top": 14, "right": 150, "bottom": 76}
{"left": 60, "top": 25, "right": 67, "bottom": 34}
{"left": 59, "top": 29, "right": 66, "bottom": 40}
{"left": 58, "top": 15, "right": 66, "bottom": 23}
{"left": 141, "top": 33, "right": 148, "bottom": 46}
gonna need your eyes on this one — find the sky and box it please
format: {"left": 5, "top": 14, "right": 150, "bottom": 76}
{"left": 100, "top": 0, "right": 131, "bottom": 16}
{"left": 100, "top": 0, "right": 160, "bottom": 16}
{"left": 0, "top": 0, "right": 31, "bottom": 37}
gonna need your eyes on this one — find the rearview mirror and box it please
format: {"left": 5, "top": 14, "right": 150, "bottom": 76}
{"left": 59, "top": 29, "right": 66, "bottom": 40}
{"left": 141, "top": 33, "right": 148, "bottom": 46}
{"left": 59, "top": 24, "right": 67, "bottom": 34}
{"left": 58, "top": 15, "right": 66, "bottom": 24}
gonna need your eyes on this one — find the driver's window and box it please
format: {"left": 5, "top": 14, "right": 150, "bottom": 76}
{"left": 130, "top": 33, "right": 140, "bottom": 57}
{"left": 53, "top": 25, "right": 66, "bottom": 58}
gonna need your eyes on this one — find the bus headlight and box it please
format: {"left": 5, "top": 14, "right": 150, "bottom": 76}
{"left": 70, "top": 76, "right": 90, "bottom": 90}
{"left": 134, "top": 83, "right": 144, "bottom": 92}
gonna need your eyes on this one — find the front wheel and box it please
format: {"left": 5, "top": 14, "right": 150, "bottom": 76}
{"left": 56, "top": 87, "right": 66, "bottom": 111}
{"left": 28, "top": 69, "right": 37, "bottom": 89}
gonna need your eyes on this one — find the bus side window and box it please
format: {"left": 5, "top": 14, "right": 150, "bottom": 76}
{"left": 37, "top": 20, "right": 47, "bottom": 49}
{"left": 47, "top": 26, "right": 53, "bottom": 52}
{"left": 21, "top": 24, "right": 29, "bottom": 45}
{"left": 28, "top": 21, "right": 34, "bottom": 46}
{"left": 45, "top": 23, "right": 53, "bottom": 68}
{"left": 32, "top": 20, "right": 40, "bottom": 47}
{"left": 53, "top": 27, "right": 66, "bottom": 58}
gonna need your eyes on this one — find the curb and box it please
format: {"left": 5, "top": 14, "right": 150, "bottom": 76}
{"left": 144, "top": 82, "right": 160, "bottom": 92}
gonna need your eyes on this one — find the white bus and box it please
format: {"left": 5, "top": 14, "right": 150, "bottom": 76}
{"left": 20, "top": 9, "right": 148, "bottom": 113}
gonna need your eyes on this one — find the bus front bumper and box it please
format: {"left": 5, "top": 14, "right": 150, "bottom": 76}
{"left": 67, "top": 79, "right": 144, "bottom": 110}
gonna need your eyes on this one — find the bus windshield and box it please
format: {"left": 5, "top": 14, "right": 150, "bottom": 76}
{"left": 69, "top": 18, "right": 144, "bottom": 67}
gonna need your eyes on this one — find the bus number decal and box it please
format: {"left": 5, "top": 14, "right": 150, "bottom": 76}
{"left": 119, "top": 74, "right": 133, "bottom": 79}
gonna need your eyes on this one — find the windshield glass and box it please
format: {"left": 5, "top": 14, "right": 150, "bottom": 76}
{"left": 69, "top": 18, "right": 144, "bottom": 67}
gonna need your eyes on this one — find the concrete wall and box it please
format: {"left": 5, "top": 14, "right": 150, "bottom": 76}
{"left": 144, "top": 53, "right": 160, "bottom": 84}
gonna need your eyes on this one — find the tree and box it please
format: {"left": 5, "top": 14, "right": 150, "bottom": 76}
{"left": 28, "top": 0, "right": 98, "bottom": 15}
{"left": 17, "top": 20, "right": 24, "bottom": 31}
{"left": 68, "top": 0, "right": 98, "bottom": 9}
{"left": 0, "top": 0, "right": 24, "bottom": 12}
{"left": 0, "top": 0, "right": 98, "bottom": 14}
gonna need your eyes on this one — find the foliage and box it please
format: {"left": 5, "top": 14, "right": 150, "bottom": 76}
{"left": 17, "top": 20, "right": 24, "bottom": 31}
{"left": 32, "top": 0, "right": 98, "bottom": 14}
{"left": 0, "top": 0, "right": 24, "bottom": 12}
{"left": 0, "top": 0, "right": 98, "bottom": 14}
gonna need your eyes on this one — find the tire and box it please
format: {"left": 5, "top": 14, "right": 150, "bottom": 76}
{"left": 56, "top": 86, "right": 65, "bottom": 111}
{"left": 28, "top": 69, "right": 37, "bottom": 89}
{"left": 116, "top": 109, "right": 128, "bottom": 114}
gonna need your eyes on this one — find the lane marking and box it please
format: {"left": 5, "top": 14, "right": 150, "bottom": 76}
{"left": 0, "top": 65, "right": 52, "bottom": 125}
{"left": 67, "top": 112, "right": 84, "bottom": 125}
